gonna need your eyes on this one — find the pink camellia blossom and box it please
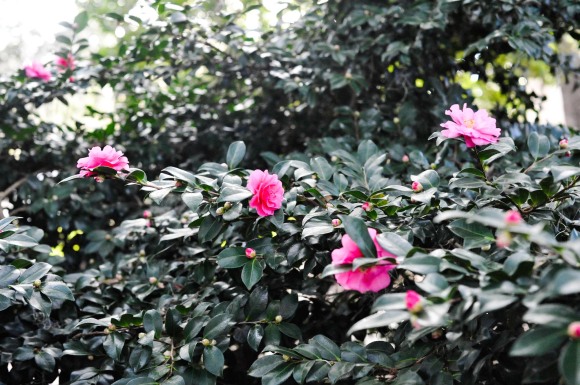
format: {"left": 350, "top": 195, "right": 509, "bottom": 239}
{"left": 362, "top": 202, "right": 372, "bottom": 211}
{"left": 411, "top": 181, "right": 423, "bottom": 192}
{"left": 56, "top": 54, "right": 75, "bottom": 71}
{"left": 247, "top": 170, "right": 284, "bottom": 217}
{"left": 505, "top": 210, "right": 522, "bottom": 225}
{"left": 245, "top": 248, "right": 256, "bottom": 259}
{"left": 567, "top": 322, "right": 580, "bottom": 339}
{"left": 76, "top": 145, "right": 129, "bottom": 178}
{"left": 406, "top": 290, "right": 423, "bottom": 314}
{"left": 24, "top": 61, "right": 52, "bottom": 82}
{"left": 496, "top": 231, "right": 512, "bottom": 249}
{"left": 440, "top": 104, "right": 501, "bottom": 148}
{"left": 331, "top": 228, "right": 396, "bottom": 293}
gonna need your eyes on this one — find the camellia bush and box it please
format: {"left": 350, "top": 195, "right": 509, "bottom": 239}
{"left": 1, "top": 1, "right": 580, "bottom": 385}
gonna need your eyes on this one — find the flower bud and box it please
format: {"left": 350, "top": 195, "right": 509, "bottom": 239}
{"left": 481, "top": 244, "right": 491, "bottom": 251}
{"left": 496, "top": 231, "right": 512, "bottom": 249}
{"left": 333, "top": 45, "right": 340, "bottom": 51}
{"left": 402, "top": 155, "right": 410, "bottom": 163}
{"left": 505, "top": 210, "right": 522, "bottom": 225}
{"left": 87, "top": 355, "right": 94, "bottom": 361}
{"left": 139, "top": 249, "right": 146, "bottom": 257}
{"left": 411, "top": 181, "right": 423, "bottom": 192}
{"left": 245, "top": 248, "right": 256, "bottom": 259}
{"left": 332, "top": 219, "right": 341, "bottom": 227}
{"left": 406, "top": 290, "right": 423, "bottom": 314}
{"left": 105, "top": 234, "right": 112, "bottom": 241}
{"left": 108, "top": 324, "right": 116, "bottom": 332}
{"left": 33, "top": 280, "right": 42, "bottom": 289}
{"left": 175, "top": 180, "right": 183, "bottom": 187}
{"left": 560, "top": 138, "right": 569, "bottom": 149}
{"left": 211, "top": 339, "right": 217, "bottom": 346}
{"left": 216, "top": 207, "right": 225, "bottom": 215}
{"left": 138, "top": 332, "right": 146, "bottom": 339}
{"left": 361, "top": 202, "right": 372, "bottom": 211}
{"left": 149, "top": 277, "right": 158, "bottom": 284}
{"left": 274, "top": 315, "right": 283, "bottom": 324}
{"left": 283, "top": 354, "right": 291, "bottom": 361}
{"left": 223, "top": 202, "right": 232, "bottom": 210}
{"left": 143, "top": 210, "right": 152, "bottom": 219}
{"left": 157, "top": 282, "right": 165, "bottom": 289}
{"left": 201, "top": 338, "right": 211, "bottom": 347}
{"left": 345, "top": 70, "right": 352, "bottom": 80}
{"left": 568, "top": 322, "right": 580, "bottom": 339}
{"left": 566, "top": 151, "right": 572, "bottom": 157}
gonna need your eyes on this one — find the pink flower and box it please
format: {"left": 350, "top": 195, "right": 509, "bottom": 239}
{"left": 247, "top": 170, "right": 284, "bottom": 217}
{"left": 245, "top": 248, "right": 256, "bottom": 259}
{"left": 568, "top": 322, "right": 580, "bottom": 339}
{"left": 505, "top": 210, "right": 522, "bottom": 225}
{"left": 362, "top": 202, "right": 372, "bottom": 211}
{"left": 496, "top": 231, "right": 512, "bottom": 249}
{"left": 332, "top": 219, "right": 341, "bottom": 227}
{"left": 56, "top": 54, "right": 75, "bottom": 71}
{"left": 24, "top": 62, "right": 52, "bottom": 82}
{"left": 402, "top": 155, "right": 410, "bottom": 163}
{"left": 331, "top": 228, "right": 396, "bottom": 293}
{"left": 76, "top": 145, "right": 129, "bottom": 178}
{"left": 143, "top": 210, "right": 152, "bottom": 219}
{"left": 406, "top": 290, "right": 423, "bottom": 314}
{"left": 411, "top": 181, "right": 423, "bottom": 192}
{"left": 440, "top": 104, "right": 501, "bottom": 148}
{"left": 560, "top": 138, "right": 569, "bottom": 149}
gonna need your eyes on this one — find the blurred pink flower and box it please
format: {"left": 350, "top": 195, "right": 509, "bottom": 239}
{"left": 24, "top": 62, "right": 52, "bottom": 82}
{"left": 402, "top": 155, "right": 410, "bottom": 163}
{"left": 245, "top": 248, "right": 256, "bottom": 258}
{"left": 440, "top": 104, "right": 500, "bottom": 147}
{"left": 362, "top": 202, "right": 372, "bottom": 211}
{"left": 406, "top": 290, "right": 423, "bottom": 313}
{"left": 560, "top": 138, "right": 569, "bottom": 149}
{"left": 331, "top": 228, "right": 396, "bottom": 293}
{"left": 143, "top": 210, "right": 152, "bottom": 219}
{"left": 247, "top": 170, "right": 284, "bottom": 217}
{"left": 505, "top": 210, "right": 522, "bottom": 225}
{"left": 496, "top": 231, "right": 512, "bottom": 249}
{"left": 56, "top": 54, "right": 75, "bottom": 71}
{"left": 411, "top": 181, "right": 423, "bottom": 192}
{"left": 77, "top": 145, "right": 129, "bottom": 178}
{"left": 332, "top": 218, "right": 341, "bottom": 227}
{"left": 568, "top": 322, "right": 580, "bottom": 339}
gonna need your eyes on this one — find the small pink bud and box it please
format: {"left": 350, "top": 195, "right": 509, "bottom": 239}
{"left": 496, "top": 231, "right": 512, "bottom": 249}
{"left": 149, "top": 277, "right": 158, "bottom": 284}
{"left": 332, "top": 218, "right": 341, "bottom": 227}
{"left": 565, "top": 151, "right": 572, "bottom": 157}
{"left": 411, "top": 181, "right": 423, "bottom": 192}
{"left": 402, "top": 155, "right": 410, "bottom": 163}
{"left": 143, "top": 210, "right": 152, "bottom": 219}
{"left": 146, "top": 220, "right": 151, "bottom": 228}
{"left": 361, "top": 202, "right": 372, "bottom": 211}
{"left": 568, "top": 322, "right": 580, "bottom": 339}
{"left": 560, "top": 138, "right": 569, "bottom": 150}
{"left": 406, "top": 290, "right": 423, "bottom": 314}
{"left": 505, "top": 210, "right": 522, "bottom": 225}
{"left": 245, "top": 248, "right": 256, "bottom": 259}
{"left": 94, "top": 176, "right": 105, "bottom": 183}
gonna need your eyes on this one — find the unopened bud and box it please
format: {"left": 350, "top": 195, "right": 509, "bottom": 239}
{"left": 216, "top": 207, "right": 225, "bottom": 215}
{"left": 223, "top": 202, "right": 232, "bottom": 210}
{"left": 201, "top": 338, "right": 211, "bottom": 346}
{"left": 560, "top": 138, "right": 569, "bottom": 149}
{"left": 345, "top": 71, "right": 352, "bottom": 80}
{"left": 139, "top": 249, "right": 146, "bottom": 257}
{"left": 332, "top": 219, "right": 341, "bottom": 227}
{"left": 568, "top": 322, "right": 580, "bottom": 339}
{"left": 149, "top": 277, "right": 158, "bottom": 284}
{"left": 105, "top": 234, "right": 112, "bottom": 241}
{"left": 157, "top": 282, "right": 165, "bottom": 289}
{"left": 138, "top": 332, "right": 146, "bottom": 339}
{"left": 245, "top": 248, "right": 256, "bottom": 259}
{"left": 87, "top": 355, "right": 94, "bottom": 361}
{"left": 211, "top": 339, "right": 217, "bottom": 346}
{"left": 362, "top": 202, "right": 372, "bottom": 211}
{"left": 283, "top": 354, "right": 291, "bottom": 361}
{"left": 274, "top": 315, "right": 283, "bottom": 324}
{"left": 402, "top": 155, "right": 410, "bottom": 163}
{"left": 496, "top": 231, "right": 512, "bottom": 249}
{"left": 108, "top": 324, "right": 116, "bottom": 332}
{"left": 411, "top": 181, "right": 423, "bottom": 192}
{"left": 33, "top": 280, "right": 42, "bottom": 289}
{"left": 481, "top": 244, "right": 491, "bottom": 251}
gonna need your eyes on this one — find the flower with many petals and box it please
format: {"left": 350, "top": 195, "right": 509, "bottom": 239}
{"left": 24, "top": 61, "right": 52, "bottom": 82}
{"left": 331, "top": 228, "right": 396, "bottom": 293}
{"left": 77, "top": 145, "right": 129, "bottom": 179}
{"left": 56, "top": 54, "right": 75, "bottom": 71}
{"left": 440, "top": 104, "right": 501, "bottom": 148}
{"left": 247, "top": 170, "right": 284, "bottom": 217}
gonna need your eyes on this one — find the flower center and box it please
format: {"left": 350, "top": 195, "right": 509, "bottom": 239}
{"left": 464, "top": 119, "right": 475, "bottom": 128}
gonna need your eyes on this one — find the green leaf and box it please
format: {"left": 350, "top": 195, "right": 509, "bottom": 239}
{"left": 218, "top": 186, "right": 252, "bottom": 202}
{"left": 376, "top": 232, "right": 413, "bottom": 257}
{"left": 447, "top": 219, "right": 494, "bottom": 249}
{"left": 198, "top": 216, "right": 223, "bottom": 243}
{"left": 35, "top": 351, "right": 56, "bottom": 372}
{"left": 19, "top": 262, "right": 52, "bottom": 284}
{"left": 560, "top": 340, "right": 580, "bottom": 385}
{"left": 247, "top": 324, "right": 264, "bottom": 351}
{"left": 348, "top": 311, "right": 410, "bottom": 334}
{"left": 242, "top": 258, "right": 264, "bottom": 290}
{"left": 5, "top": 233, "right": 38, "bottom": 248}
{"left": 217, "top": 247, "right": 248, "bottom": 268}
{"left": 13, "top": 347, "right": 35, "bottom": 361}
{"left": 41, "top": 281, "right": 74, "bottom": 301}
{"left": 182, "top": 192, "right": 204, "bottom": 211}
{"left": 416, "top": 273, "right": 449, "bottom": 293}
{"left": 161, "top": 376, "right": 186, "bottom": 385}
{"left": 414, "top": 170, "right": 440, "bottom": 189}
{"left": 524, "top": 304, "right": 577, "bottom": 325}
{"left": 248, "top": 355, "right": 285, "bottom": 377}
{"left": 510, "top": 327, "right": 567, "bottom": 356}
{"left": 310, "top": 335, "right": 341, "bottom": 361}
{"left": 203, "top": 346, "right": 224, "bottom": 377}
{"left": 338, "top": 215, "right": 376, "bottom": 259}
{"left": 0, "top": 265, "right": 19, "bottom": 287}
{"left": 226, "top": 141, "right": 246, "bottom": 169}
{"left": 143, "top": 310, "right": 163, "bottom": 338}
{"left": 398, "top": 254, "right": 441, "bottom": 274}
{"left": 103, "top": 332, "right": 126, "bottom": 360}
{"left": 310, "top": 157, "right": 334, "bottom": 180}
{"left": 74, "top": 11, "right": 89, "bottom": 31}
{"left": 527, "top": 132, "right": 550, "bottom": 159}
{"left": 203, "top": 313, "right": 232, "bottom": 339}
{"left": 372, "top": 293, "right": 408, "bottom": 312}
{"left": 551, "top": 166, "right": 580, "bottom": 182}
